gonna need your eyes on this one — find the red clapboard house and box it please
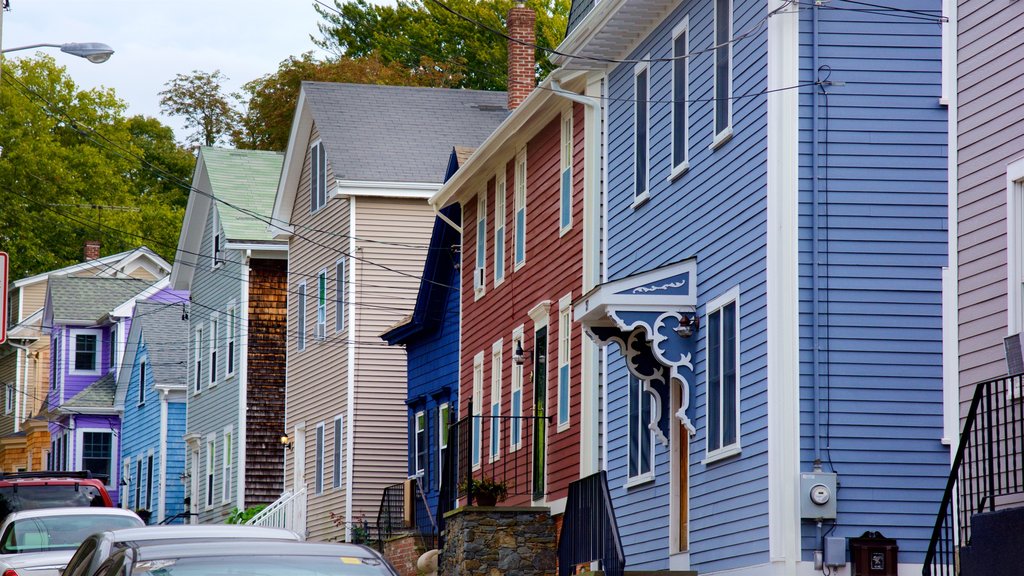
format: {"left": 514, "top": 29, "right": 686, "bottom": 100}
{"left": 430, "top": 4, "right": 592, "bottom": 517}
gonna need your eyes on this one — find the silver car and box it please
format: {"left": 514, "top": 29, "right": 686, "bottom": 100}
{"left": 95, "top": 541, "right": 398, "bottom": 576}
{"left": 61, "top": 525, "right": 301, "bottom": 576}
{"left": 0, "top": 507, "right": 144, "bottom": 576}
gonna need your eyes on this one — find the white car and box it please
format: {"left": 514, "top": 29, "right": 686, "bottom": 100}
{"left": 0, "top": 507, "right": 143, "bottom": 576}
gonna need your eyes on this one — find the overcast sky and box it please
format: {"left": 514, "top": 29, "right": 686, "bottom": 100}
{"left": 2, "top": 0, "right": 338, "bottom": 143}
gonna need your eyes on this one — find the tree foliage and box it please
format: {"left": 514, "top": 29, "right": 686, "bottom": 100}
{"left": 159, "top": 69, "right": 237, "bottom": 147}
{"left": 0, "top": 56, "right": 192, "bottom": 279}
{"left": 233, "top": 52, "right": 459, "bottom": 151}
{"left": 313, "top": 0, "right": 570, "bottom": 92}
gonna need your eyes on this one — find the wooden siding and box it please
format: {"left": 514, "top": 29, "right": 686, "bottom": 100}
{"left": 957, "top": 0, "right": 1024, "bottom": 386}
{"left": 121, "top": 338, "right": 163, "bottom": 515}
{"left": 245, "top": 259, "right": 287, "bottom": 506}
{"left": 459, "top": 106, "right": 585, "bottom": 506}
{"left": 0, "top": 351, "right": 16, "bottom": 438}
{"left": 20, "top": 283, "right": 47, "bottom": 321}
{"left": 797, "top": 1, "right": 949, "bottom": 564}
{"left": 7, "top": 290, "right": 19, "bottom": 326}
{"left": 285, "top": 122, "right": 352, "bottom": 541}
{"left": 602, "top": 0, "right": 770, "bottom": 570}
{"left": 186, "top": 199, "right": 244, "bottom": 524}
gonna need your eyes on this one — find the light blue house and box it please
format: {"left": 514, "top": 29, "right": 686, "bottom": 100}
{"left": 559, "top": 0, "right": 951, "bottom": 573}
{"left": 116, "top": 288, "right": 190, "bottom": 524}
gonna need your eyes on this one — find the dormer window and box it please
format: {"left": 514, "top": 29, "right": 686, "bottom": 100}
{"left": 310, "top": 140, "right": 327, "bottom": 213}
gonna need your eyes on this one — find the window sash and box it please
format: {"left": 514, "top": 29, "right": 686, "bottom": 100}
{"left": 206, "top": 440, "right": 215, "bottom": 507}
{"left": 317, "top": 270, "right": 327, "bottom": 332}
{"left": 226, "top": 308, "right": 235, "bottom": 376}
{"left": 415, "top": 412, "right": 427, "bottom": 475}
{"left": 333, "top": 417, "right": 343, "bottom": 489}
{"left": 145, "top": 455, "right": 154, "bottom": 511}
{"left": 138, "top": 361, "right": 147, "bottom": 405}
{"left": 476, "top": 194, "right": 487, "bottom": 290}
{"left": 75, "top": 334, "right": 97, "bottom": 372}
{"left": 335, "top": 260, "right": 346, "bottom": 333}
{"left": 490, "top": 348, "right": 501, "bottom": 461}
{"left": 514, "top": 153, "right": 527, "bottom": 266}
{"left": 194, "top": 329, "right": 203, "bottom": 394}
{"left": 672, "top": 26, "right": 689, "bottom": 169}
{"left": 209, "top": 318, "right": 218, "bottom": 385}
{"left": 310, "top": 142, "right": 326, "bottom": 212}
{"left": 82, "top": 431, "right": 112, "bottom": 484}
{"left": 495, "top": 175, "right": 506, "bottom": 283}
{"left": 134, "top": 458, "right": 142, "bottom": 509}
{"left": 472, "top": 362, "right": 483, "bottom": 468}
{"left": 628, "top": 377, "right": 653, "bottom": 478}
{"left": 222, "top": 431, "right": 232, "bottom": 503}
{"left": 714, "top": 0, "right": 732, "bottom": 135}
{"left": 297, "top": 283, "right": 307, "bottom": 351}
{"left": 707, "top": 301, "right": 739, "bottom": 453}
{"left": 561, "top": 111, "right": 573, "bottom": 230}
{"left": 315, "top": 424, "right": 324, "bottom": 495}
{"left": 634, "top": 66, "right": 649, "bottom": 199}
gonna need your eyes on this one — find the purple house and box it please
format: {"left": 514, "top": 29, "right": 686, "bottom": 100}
{"left": 41, "top": 275, "right": 168, "bottom": 504}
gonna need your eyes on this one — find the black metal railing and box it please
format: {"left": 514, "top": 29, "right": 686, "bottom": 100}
{"left": 376, "top": 481, "right": 406, "bottom": 547}
{"left": 557, "top": 471, "right": 624, "bottom": 576}
{"left": 923, "top": 375, "right": 1024, "bottom": 575}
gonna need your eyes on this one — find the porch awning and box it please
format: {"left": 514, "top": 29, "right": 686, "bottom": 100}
{"left": 574, "top": 259, "right": 698, "bottom": 445}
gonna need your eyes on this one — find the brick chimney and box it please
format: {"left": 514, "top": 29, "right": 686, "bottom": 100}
{"left": 83, "top": 240, "right": 101, "bottom": 262}
{"left": 507, "top": 0, "right": 536, "bottom": 110}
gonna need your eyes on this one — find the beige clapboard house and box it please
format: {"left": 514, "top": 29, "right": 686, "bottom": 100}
{"left": 268, "top": 82, "right": 508, "bottom": 540}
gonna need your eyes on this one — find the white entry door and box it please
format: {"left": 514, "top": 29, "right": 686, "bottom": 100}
{"left": 293, "top": 423, "right": 306, "bottom": 492}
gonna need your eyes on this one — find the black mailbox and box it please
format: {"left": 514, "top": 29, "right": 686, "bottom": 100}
{"left": 850, "top": 531, "right": 898, "bottom": 576}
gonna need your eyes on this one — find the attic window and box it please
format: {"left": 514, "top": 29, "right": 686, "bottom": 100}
{"left": 310, "top": 140, "right": 327, "bottom": 213}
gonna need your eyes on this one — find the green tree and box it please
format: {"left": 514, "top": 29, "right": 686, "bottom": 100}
{"left": 0, "top": 55, "right": 190, "bottom": 279}
{"left": 313, "top": 0, "right": 570, "bottom": 92}
{"left": 159, "top": 69, "right": 237, "bottom": 147}
{"left": 233, "top": 52, "right": 460, "bottom": 151}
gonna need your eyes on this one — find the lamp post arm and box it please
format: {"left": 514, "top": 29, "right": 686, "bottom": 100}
{"left": 1, "top": 43, "right": 61, "bottom": 54}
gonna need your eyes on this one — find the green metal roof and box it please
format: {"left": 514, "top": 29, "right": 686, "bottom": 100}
{"left": 200, "top": 147, "right": 285, "bottom": 242}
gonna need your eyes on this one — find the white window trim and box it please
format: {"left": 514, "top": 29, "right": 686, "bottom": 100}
{"left": 138, "top": 357, "right": 148, "bottom": 406}
{"left": 75, "top": 427, "right": 117, "bottom": 490}
{"left": 211, "top": 207, "right": 223, "bottom": 269}
{"left": 135, "top": 457, "right": 143, "bottom": 509}
{"left": 633, "top": 58, "right": 651, "bottom": 208}
{"left": 626, "top": 376, "right": 656, "bottom": 486}
{"left": 472, "top": 352, "right": 484, "bottom": 471}
{"left": 4, "top": 384, "right": 12, "bottom": 415}
{"left": 514, "top": 149, "right": 528, "bottom": 270}
{"left": 205, "top": 434, "right": 216, "bottom": 510}
{"left": 437, "top": 403, "right": 450, "bottom": 480}
{"left": 315, "top": 421, "right": 325, "bottom": 495}
{"left": 222, "top": 426, "right": 233, "bottom": 505}
{"left": 475, "top": 193, "right": 487, "bottom": 300}
{"left": 121, "top": 457, "right": 131, "bottom": 509}
{"left": 712, "top": 0, "right": 734, "bottom": 147}
{"left": 557, "top": 295, "right": 572, "bottom": 431}
{"left": 68, "top": 328, "right": 103, "bottom": 376}
{"left": 494, "top": 170, "right": 507, "bottom": 287}
{"left": 560, "top": 107, "right": 574, "bottom": 235}
{"left": 316, "top": 268, "right": 328, "bottom": 340}
{"left": 414, "top": 411, "right": 427, "bottom": 476}
{"left": 297, "top": 281, "right": 307, "bottom": 352}
{"left": 1007, "top": 158, "right": 1024, "bottom": 335}
{"left": 335, "top": 259, "right": 346, "bottom": 334}
{"left": 511, "top": 325, "right": 525, "bottom": 451}
{"left": 490, "top": 339, "right": 503, "bottom": 463}
{"left": 225, "top": 301, "right": 236, "bottom": 379}
{"left": 208, "top": 313, "right": 219, "bottom": 387}
{"left": 333, "top": 415, "right": 344, "bottom": 489}
{"left": 670, "top": 17, "right": 691, "bottom": 180}
{"left": 193, "top": 326, "right": 203, "bottom": 395}
{"left": 310, "top": 139, "right": 327, "bottom": 214}
{"left": 703, "top": 285, "right": 742, "bottom": 464}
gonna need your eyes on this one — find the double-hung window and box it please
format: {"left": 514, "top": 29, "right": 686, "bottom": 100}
{"left": 494, "top": 172, "right": 506, "bottom": 285}
{"left": 490, "top": 341, "right": 502, "bottom": 462}
{"left": 145, "top": 454, "right": 154, "bottom": 511}
{"left": 437, "top": 404, "right": 450, "bottom": 486}
{"left": 226, "top": 303, "right": 236, "bottom": 377}
{"left": 672, "top": 18, "right": 690, "bottom": 176}
{"left": 310, "top": 140, "right": 327, "bottom": 213}
{"left": 315, "top": 422, "right": 325, "bottom": 495}
{"left": 333, "top": 416, "right": 344, "bottom": 489}
{"left": 706, "top": 287, "right": 740, "bottom": 460}
{"left": 297, "top": 282, "right": 307, "bottom": 351}
{"left": 335, "top": 259, "right": 346, "bottom": 333}
{"left": 209, "top": 315, "right": 219, "bottom": 386}
{"left": 222, "top": 428, "right": 232, "bottom": 504}
{"left": 475, "top": 193, "right": 487, "bottom": 296}
{"left": 194, "top": 327, "right": 204, "bottom": 394}
{"left": 713, "top": 0, "right": 733, "bottom": 145}
{"left": 316, "top": 269, "right": 327, "bottom": 340}
{"left": 138, "top": 360, "right": 147, "bottom": 405}
{"left": 134, "top": 458, "right": 142, "bottom": 508}
{"left": 634, "top": 61, "right": 650, "bottom": 204}
{"left": 514, "top": 150, "right": 527, "bottom": 268}
{"left": 71, "top": 330, "right": 100, "bottom": 374}
{"left": 205, "top": 436, "right": 215, "bottom": 509}
{"left": 4, "top": 384, "right": 12, "bottom": 414}
{"left": 511, "top": 327, "right": 524, "bottom": 450}
{"left": 81, "top": 431, "right": 113, "bottom": 487}
{"left": 557, "top": 297, "right": 571, "bottom": 430}
{"left": 414, "top": 411, "right": 427, "bottom": 476}
{"left": 212, "top": 208, "right": 222, "bottom": 267}
{"left": 628, "top": 377, "right": 654, "bottom": 481}
{"left": 472, "top": 353, "right": 483, "bottom": 469}
{"left": 560, "top": 109, "right": 573, "bottom": 232}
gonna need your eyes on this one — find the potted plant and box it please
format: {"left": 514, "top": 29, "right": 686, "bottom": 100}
{"left": 134, "top": 508, "right": 152, "bottom": 524}
{"left": 461, "top": 477, "right": 508, "bottom": 506}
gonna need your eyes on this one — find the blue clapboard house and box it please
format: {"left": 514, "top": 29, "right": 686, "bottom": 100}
{"left": 560, "top": 0, "right": 950, "bottom": 573}
{"left": 116, "top": 289, "right": 190, "bottom": 524}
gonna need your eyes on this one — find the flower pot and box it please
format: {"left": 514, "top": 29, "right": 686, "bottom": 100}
{"left": 475, "top": 494, "right": 499, "bottom": 506}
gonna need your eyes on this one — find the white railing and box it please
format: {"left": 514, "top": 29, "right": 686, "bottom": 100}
{"left": 246, "top": 487, "right": 307, "bottom": 538}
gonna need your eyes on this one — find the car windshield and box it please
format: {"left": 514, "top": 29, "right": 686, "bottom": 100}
{"left": 130, "top": 554, "right": 392, "bottom": 575}
{"left": 1, "top": 514, "right": 140, "bottom": 554}
{"left": 0, "top": 485, "right": 106, "bottom": 517}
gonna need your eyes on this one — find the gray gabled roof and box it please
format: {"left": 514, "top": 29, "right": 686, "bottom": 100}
{"left": 135, "top": 302, "right": 189, "bottom": 387}
{"left": 62, "top": 373, "right": 116, "bottom": 410}
{"left": 302, "top": 82, "right": 510, "bottom": 184}
{"left": 47, "top": 276, "right": 151, "bottom": 324}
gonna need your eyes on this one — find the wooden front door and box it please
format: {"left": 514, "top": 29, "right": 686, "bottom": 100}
{"left": 532, "top": 326, "right": 548, "bottom": 501}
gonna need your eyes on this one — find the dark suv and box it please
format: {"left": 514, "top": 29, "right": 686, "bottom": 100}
{"left": 0, "top": 471, "right": 113, "bottom": 520}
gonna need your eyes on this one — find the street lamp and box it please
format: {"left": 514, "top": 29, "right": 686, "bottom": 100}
{"left": 1, "top": 42, "right": 114, "bottom": 63}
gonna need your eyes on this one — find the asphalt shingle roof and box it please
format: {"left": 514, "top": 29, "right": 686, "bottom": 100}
{"left": 302, "top": 82, "right": 510, "bottom": 184}
{"left": 133, "top": 301, "right": 189, "bottom": 387}
{"left": 63, "top": 373, "right": 116, "bottom": 410}
{"left": 200, "top": 147, "right": 285, "bottom": 242}
{"left": 48, "top": 277, "right": 151, "bottom": 324}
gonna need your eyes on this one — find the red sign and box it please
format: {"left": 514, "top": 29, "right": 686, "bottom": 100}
{"left": 0, "top": 252, "right": 7, "bottom": 345}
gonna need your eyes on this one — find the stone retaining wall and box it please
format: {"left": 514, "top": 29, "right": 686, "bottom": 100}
{"left": 441, "top": 506, "right": 556, "bottom": 576}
